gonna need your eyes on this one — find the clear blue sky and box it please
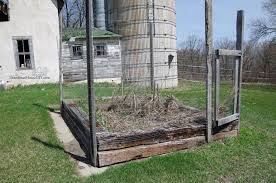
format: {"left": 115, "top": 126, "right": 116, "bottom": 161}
{"left": 176, "top": 0, "right": 264, "bottom": 46}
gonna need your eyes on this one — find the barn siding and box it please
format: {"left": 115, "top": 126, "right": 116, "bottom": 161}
{"left": 62, "top": 39, "right": 122, "bottom": 83}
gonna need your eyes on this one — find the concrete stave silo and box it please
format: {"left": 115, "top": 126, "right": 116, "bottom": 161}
{"left": 93, "top": 0, "right": 106, "bottom": 29}
{"left": 106, "top": 0, "right": 178, "bottom": 88}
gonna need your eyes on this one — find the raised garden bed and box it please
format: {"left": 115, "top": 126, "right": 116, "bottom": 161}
{"left": 61, "top": 96, "right": 238, "bottom": 167}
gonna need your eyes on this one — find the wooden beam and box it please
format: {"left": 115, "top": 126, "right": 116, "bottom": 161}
{"left": 236, "top": 10, "right": 244, "bottom": 134}
{"left": 61, "top": 102, "right": 91, "bottom": 155}
{"left": 234, "top": 58, "right": 239, "bottom": 113}
{"left": 97, "top": 124, "right": 206, "bottom": 151}
{"left": 85, "top": 0, "right": 98, "bottom": 167}
{"left": 205, "top": 0, "right": 213, "bottom": 142}
{"left": 98, "top": 136, "right": 206, "bottom": 167}
{"left": 216, "top": 49, "right": 242, "bottom": 57}
{"left": 214, "top": 58, "right": 220, "bottom": 122}
{"left": 217, "top": 113, "right": 240, "bottom": 126}
{"left": 97, "top": 129, "right": 239, "bottom": 167}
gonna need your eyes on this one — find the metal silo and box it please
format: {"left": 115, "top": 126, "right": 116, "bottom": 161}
{"left": 106, "top": 0, "right": 178, "bottom": 88}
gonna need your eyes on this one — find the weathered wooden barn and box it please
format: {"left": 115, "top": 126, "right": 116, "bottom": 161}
{"left": 62, "top": 28, "right": 122, "bottom": 83}
{"left": 0, "top": 0, "right": 63, "bottom": 86}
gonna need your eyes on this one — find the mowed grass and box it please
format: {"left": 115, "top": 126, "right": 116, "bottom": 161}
{"left": 0, "top": 83, "right": 276, "bottom": 183}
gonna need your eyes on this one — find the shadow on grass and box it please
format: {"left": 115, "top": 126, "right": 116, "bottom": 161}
{"left": 31, "top": 136, "right": 91, "bottom": 165}
{"left": 32, "top": 103, "right": 93, "bottom": 165}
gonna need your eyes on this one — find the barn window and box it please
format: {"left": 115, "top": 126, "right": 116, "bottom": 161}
{"left": 71, "top": 45, "right": 83, "bottom": 59}
{"left": 0, "top": 0, "right": 9, "bottom": 22}
{"left": 13, "top": 37, "right": 34, "bottom": 70}
{"left": 94, "top": 45, "right": 107, "bottom": 57}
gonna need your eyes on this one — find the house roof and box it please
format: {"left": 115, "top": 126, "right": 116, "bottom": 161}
{"left": 63, "top": 28, "right": 122, "bottom": 41}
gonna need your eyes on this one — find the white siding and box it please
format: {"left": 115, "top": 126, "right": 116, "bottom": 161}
{"left": 0, "top": 0, "right": 61, "bottom": 85}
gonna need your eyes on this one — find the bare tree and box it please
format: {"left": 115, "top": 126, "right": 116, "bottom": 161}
{"left": 178, "top": 36, "right": 276, "bottom": 83}
{"left": 178, "top": 35, "right": 205, "bottom": 80}
{"left": 62, "top": 0, "right": 85, "bottom": 28}
{"left": 243, "top": 42, "right": 256, "bottom": 71}
{"left": 257, "top": 41, "right": 276, "bottom": 77}
{"left": 63, "top": 0, "right": 76, "bottom": 28}
{"left": 75, "top": 0, "right": 86, "bottom": 28}
{"left": 251, "top": 0, "right": 276, "bottom": 42}
{"left": 215, "top": 38, "right": 235, "bottom": 50}
{"left": 179, "top": 35, "right": 205, "bottom": 65}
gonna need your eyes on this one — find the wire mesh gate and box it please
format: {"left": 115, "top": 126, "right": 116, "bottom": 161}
{"left": 208, "top": 10, "right": 244, "bottom": 141}
{"left": 214, "top": 49, "right": 242, "bottom": 127}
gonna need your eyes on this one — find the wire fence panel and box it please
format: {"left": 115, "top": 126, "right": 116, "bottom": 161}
{"left": 177, "top": 51, "right": 276, "bottom": 84}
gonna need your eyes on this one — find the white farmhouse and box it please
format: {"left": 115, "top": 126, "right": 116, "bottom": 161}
{"left": 0, "top": 0, "right": 63, "bottom": 86}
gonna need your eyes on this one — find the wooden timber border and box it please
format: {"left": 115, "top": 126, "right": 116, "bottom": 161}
{"left": 61, "top": 101, "right": 238, "bottom": 167}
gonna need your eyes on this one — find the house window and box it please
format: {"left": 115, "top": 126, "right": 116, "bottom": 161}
{"left": 71, "top": 45, "right": 83, "bottom": 59}
{"left": 0, "top": 0, "right": 9, "bottom": 22}
{"left": 13, "top": 38, "right": 34, "bottom": 70}
{"left": 94, "top": 45, "right": 107, "bottom": 57}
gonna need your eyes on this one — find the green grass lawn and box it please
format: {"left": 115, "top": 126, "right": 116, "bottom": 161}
{"left": 0, "top": 83, "right": 275, "bottom": 183}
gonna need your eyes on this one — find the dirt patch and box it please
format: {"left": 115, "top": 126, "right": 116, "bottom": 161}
{"left": 96, "top": 95, "right": 206, "bottom": 133}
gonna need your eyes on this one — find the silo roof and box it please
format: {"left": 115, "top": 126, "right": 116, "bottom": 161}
{"left": 63, "top": 28, "right": 122, "bottom": 41}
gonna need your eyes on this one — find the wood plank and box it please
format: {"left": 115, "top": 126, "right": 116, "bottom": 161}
{"left": 236, "top": 10, "right": 245, "bottom": 134}
{"left": 61, "top": 103, "right": 90, "bottom": 155}
{"left": 98, "top": 136, "right": 206, "bottom": 167}
{"left": 98, "top": 130, "right": 238, "bottom": 167}
{"left": 63, "top": 102, "right": 90, "bottom": 130}
{"left": 62, "top": 103, "right": 90, "bottom": 140}
{"left": 63, "top": 101, "right": 106, "bottom": 133}
{"left": 214, "top": 58, "right": 221, "bottom": 122}
{"left": 97, "top": 124, "right": 206, "bottom": 151}
{"left": 234, "top": 58, "right": 239, "bottom": 113}
{"left": 217, "top": 113, "right": 239, "bottom": 126}
{"left": 217, "top": 49, "right": 242, "bottom": 57}
{"left": 71, "top": 3, "right": 98, "bottom": 162}
{"left": 205, "top": 0, "right": 214, "bottom": 143}
{"left": 62, "top": 110, "right": 90, "bottom": 149}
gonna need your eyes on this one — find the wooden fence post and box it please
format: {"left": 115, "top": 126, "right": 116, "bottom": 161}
{"left": 86, "top": 0, "right": 98, "bottom": 167}
{"left": 205, "top": 0, "right": 213, "bottom": 143}
{"left": 236, "top": 10, "right": 244, "bottom": 134}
